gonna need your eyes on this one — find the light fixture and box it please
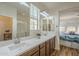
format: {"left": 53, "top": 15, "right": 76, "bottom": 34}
{"left": 40, "top": 12, "right": 47, "bottom": 17}
{"left": 40, "top": 11, "right": 49, "bottom": 17}
{"left": 42, "top": 11, "right": 49, "bottom": 16}
{"left": 19, "top": 2, "right": 30, "bottom": 8}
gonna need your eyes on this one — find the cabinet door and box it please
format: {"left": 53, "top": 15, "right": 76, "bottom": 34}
{"left": 49, "top": 39, "right": 53, "bottom": 55}
{"left": 20, "top": 46, "right": 39, "bottom": 56}
{"left": 49, "top": 37, "right": 55, "bottom": 55}
{"left": 45, "top": 40, "right": 50, "bottom": 56}
{"left": 52, "top": 37, "right": 55, "bottom": 49}
{"left": 40, "top": 47, "right": 45, "bottom": 56}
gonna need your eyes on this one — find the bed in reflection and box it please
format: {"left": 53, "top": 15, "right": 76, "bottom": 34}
{"left": 60, "top": 32, "right": 79, "bottom": 49}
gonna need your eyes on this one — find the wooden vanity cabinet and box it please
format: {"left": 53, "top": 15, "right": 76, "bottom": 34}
{"left": 39, "top": 42, "right": 45, "bottom": 56}
{"left": 49, "top": 37, "right": 55, "bottom": 55}
{"left": 20, "top": 36, "right": 55, "bottom": 56}
{"left": 20, "top": 46, "right": 39, "bottom": 56}
{"left": 49, "top": 39, "right": 53, "bottom": 55}
{"left": 52, "top": 37, "right": 55, "bottom": 49}
{"left": 45, "top": 40, "right": 50, "bottom": 56}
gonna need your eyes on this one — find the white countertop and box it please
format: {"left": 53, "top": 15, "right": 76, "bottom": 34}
{"left": 0, "top": 32, "right": 56, "bottom": 56}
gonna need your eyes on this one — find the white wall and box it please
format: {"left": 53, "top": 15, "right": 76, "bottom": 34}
{"left": 60, "top": 18, "right": 79, "bottom": 27}
{"left": 60, "top": 17, "right": 79, "bottom": 33}
{"left": 53, "top": 12, "right": 60, "bottom": 50}
{"left": 0, "top": 5, "right": 17, "bottom": 39}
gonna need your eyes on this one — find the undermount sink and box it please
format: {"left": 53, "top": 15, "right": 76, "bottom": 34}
{"left": 8, "top": 43, "right": 26, "bottom": 51}
{"left": 8, "top": 38, "right": 39, "bottom": 51}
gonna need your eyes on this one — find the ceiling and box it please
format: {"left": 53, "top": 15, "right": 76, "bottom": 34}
{"left": 0, "top": 2, "right": 79, "bottom": 20}
{"left": 31, "top": 2, "right": 79, "bottom": 20}
{"left": 32, "top": 2, "right": 79, "bottom": 13}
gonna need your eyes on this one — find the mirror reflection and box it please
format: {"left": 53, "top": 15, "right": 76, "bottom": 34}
{"left": 42, "top": 17, "right": 55, "bottom": 32}
{"left": 0, "top": 3, "right": 55, "bottom": 42}
{"left": 0, "top": 16, "right": 12, "bottom": 41}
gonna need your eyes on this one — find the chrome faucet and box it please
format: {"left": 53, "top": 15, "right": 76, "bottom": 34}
{"left": 14, "top": 37, "right": 20, "bottom": 44}
{"left": 36, "top": 33, "right": 41, "bottom": 39}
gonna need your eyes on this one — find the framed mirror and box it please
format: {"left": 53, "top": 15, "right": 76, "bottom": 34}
{"left": 41, "top": 16, "right": 55, "bottom": 32}
{"left": 42, "top": 19, "right": 47, "bottom": 31}
{"left": 47, "top": 17, "right": 55, "bottom": 31}
{"left": 17, "top": 8, "right": 30, "bottom": 38}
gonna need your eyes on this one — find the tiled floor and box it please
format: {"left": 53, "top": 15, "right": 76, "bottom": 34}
{"left": 51, "top": 45, "right": 79, "bottom": 56}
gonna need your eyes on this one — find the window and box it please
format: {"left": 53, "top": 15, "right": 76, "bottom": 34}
{"left": 66, "top": 26, "right": 76, "bottom": 33}
{"left": 30, "top": 19, "right": 37, "bottom": 30}
{"left": 59, "top": 27, "right": 65, "bottom": 32}
{"left": 30, "top": 4, "right": 40, "bottom": 30}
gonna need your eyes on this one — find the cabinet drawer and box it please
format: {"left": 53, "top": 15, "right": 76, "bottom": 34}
{"left": 40, "top": 42, "right": 45, "bottom": 48}
{"left": 20, "top": 46, "right": 39, "bottom": 56}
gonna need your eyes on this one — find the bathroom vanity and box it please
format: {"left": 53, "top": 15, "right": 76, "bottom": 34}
{"left": 0, "top": 32, "right": 56, "bottom": 56}
{"left": 19, "top": 36, "right": 55, "bottom": 56}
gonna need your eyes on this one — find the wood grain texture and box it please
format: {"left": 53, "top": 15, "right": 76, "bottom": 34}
{"left": 51, "top": 45, "right": 79, "bottom": 56}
